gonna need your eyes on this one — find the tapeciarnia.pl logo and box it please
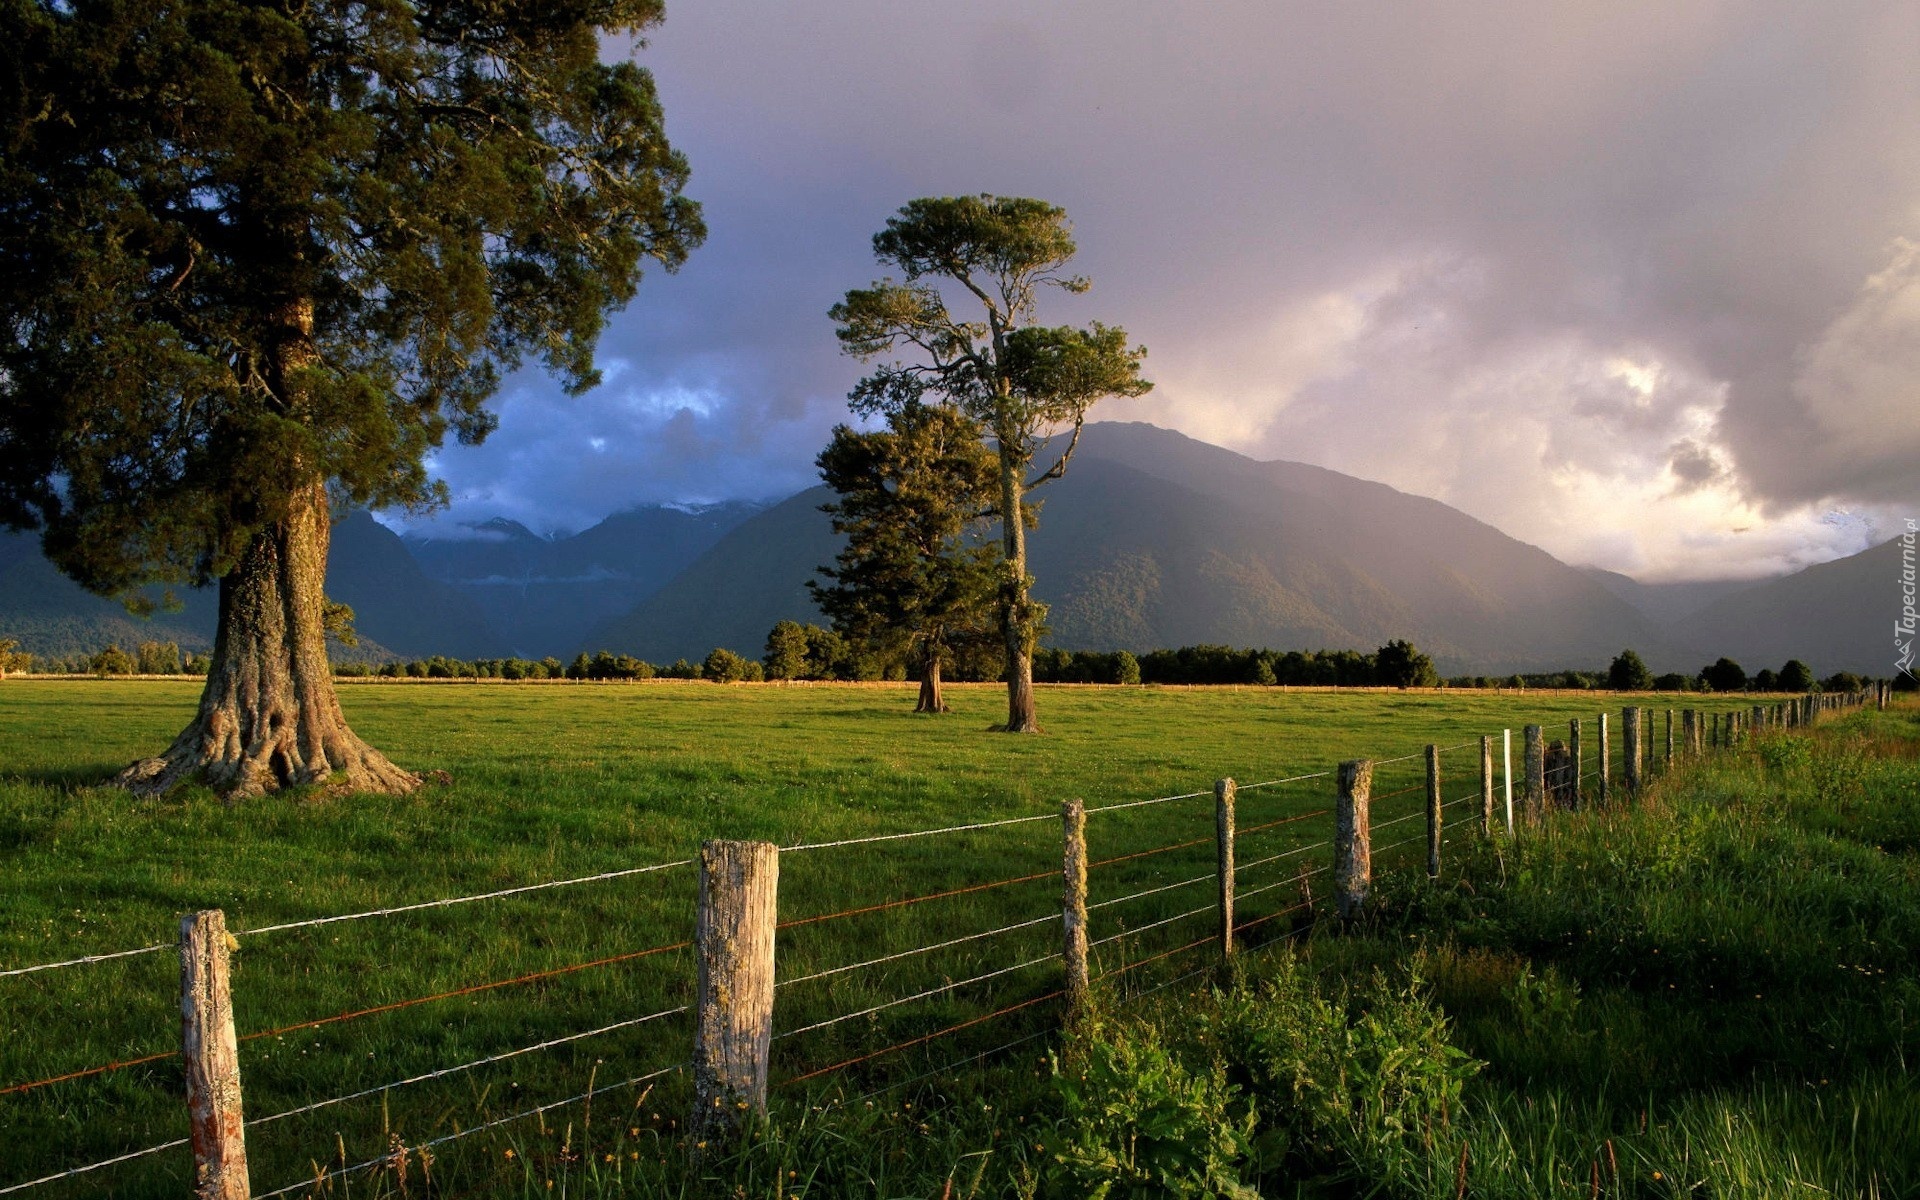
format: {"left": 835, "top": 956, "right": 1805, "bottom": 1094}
{"left": 1900, "top": 518, "right": 1917, "bottom": 680}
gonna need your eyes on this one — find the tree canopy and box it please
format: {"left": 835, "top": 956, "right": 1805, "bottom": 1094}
{"left": 1, "top": 0, "right": 702, "bottom": 592}
{"left": 1608, "top": 649, "right": 1654, "bottom": 691}
{"left": 0, "top": 0, "right": 702, "bottom": 794}
{"left": 811, "top": 404, "right": 1000, "bottom": 713}
{"left": 831, "top": 195, "right": 1149, "bottom": 730}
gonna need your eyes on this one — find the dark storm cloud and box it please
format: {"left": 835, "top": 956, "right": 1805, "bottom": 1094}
{"left": 406, "top": 1, "right": 1920, "bottom": 577}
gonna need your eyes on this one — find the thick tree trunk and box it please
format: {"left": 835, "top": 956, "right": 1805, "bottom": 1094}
{"left": 996, "top": 443, "right": 1039, "bottom": 733}
{"left": 915, "top": 646, "right": 947, "bottom": 714}
{"left": 115, "top": 482, "right": 419, "bottom": 799}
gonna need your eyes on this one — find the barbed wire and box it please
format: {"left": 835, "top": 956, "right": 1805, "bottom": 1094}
{"left": 0, "top": 942, "right": 169, "bottom": 980}
{"left": 774, "top": 952, "right": 1057, "bottom": 1044}
{"left": 777, "top": 867, "right": 1051, "bottom": 931}
{"left": 1232, "top": 770, "right": 1331, "bottom": 792}
{"left": 782, "top": 811, "right": 1055, "bottom": 853}
{"left": 0, "top": 1136, "right": 186, "bottom": 1196}
{"left": 1089, "top": 902, "right": 1213, "bottom": 949}
{"left": 246, "top": 1004, "right": 689, "bottom": 1130}
{"left": 1084, "top": 788, "right": 1213, "bottom": 815}
{"left": 783, "top": 991, "right": 1063, "bottom": 1087}
{"left": 235, "top": 939, "right": 689, "bottom": 1046}
{"left": 238, "top": 859, "right": 694, "bottom": 938}
{"left": 777, "top": 912, "right": 1056, "bottom": 991}
{"left": 1088, "top": 870, "right": 1212, "bottom": 912}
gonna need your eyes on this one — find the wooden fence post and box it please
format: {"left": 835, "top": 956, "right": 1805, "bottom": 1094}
{"left": 1062, "top": 798, "right": 1089, "bottom": 1022}
{"left": 1214, "top": 778, "right": 1236, "bottom": 960}
{"left": 1623, "top": 707, "right": 1641, "bottom": 797}
{"left": 1569, "top": 719, "right": 1583, "bottom": 807}
{"left": 182, "top": 909, "right": 249, "bottom": 1200}
{"left": 1335, "top": 760, "right": 1373, "bottom": 923}
{"left": 1523, "top": 725, "right": 1544, "bottom": 822}
{"left": 1644, "top": 708, "right": 1655, "bottom": 778}
{"left": 1479, "top": 734, "right": 1494, "bottom": 836}
{"left": 1665, "top": 709, "right": 1674, "bottom": 765}
{"left": 1751, "top": 704, "right": 1764, "bottom": 734}
{"left": 1680, "top": 710, "right": 1694, "bottom": 758}
{"left": 1597, "top": 712, "right": 1610, "bottom": 804}
{"left": 1425, "top": 745, "right": 1442, "bottom": 880}
{"left": 1502, "top": 729, "right": 1514, "bottom": 833}
{"left": 692, "top": 839, "right": 779, "bottom": 1144}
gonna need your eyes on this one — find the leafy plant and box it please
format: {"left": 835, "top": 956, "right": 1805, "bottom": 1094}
{"left": 1051, "top": 1028, "right": 1260, "bottom": 1199}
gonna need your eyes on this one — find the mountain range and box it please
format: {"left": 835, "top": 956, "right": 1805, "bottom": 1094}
{"left": 0, "top": 423, "right": 1902, "bottom": 677}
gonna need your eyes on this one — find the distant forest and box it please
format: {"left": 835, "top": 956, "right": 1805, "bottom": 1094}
{"left": 5, "top": 626, "right": 1891, "bottom": 695}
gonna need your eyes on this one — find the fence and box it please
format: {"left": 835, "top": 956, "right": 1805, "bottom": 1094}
{"left": 0, "top": 691, "right": 1871, "bottom": 1198}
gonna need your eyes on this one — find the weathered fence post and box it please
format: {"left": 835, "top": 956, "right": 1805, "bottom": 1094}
{"left": 1214, "top": 778, "right": 1236, "bottom": 960}
{"left": 1665, "top": 709, "right": 1675, "bottom": 765}
{"left": 1062, "top": 798, "right": 1090, "bottom": 1022}
{"left": 1691, "top": 709, "right": 1705, "bottom": 756}
{"left": 1597, "top": 712, "right": 1610, "bottom": 804}
{"left": 1680, "top": 710, "right": 1694, "bottom": 758}
{"left": 1335, "top": 760, "right": 1373, "bottom": 923}
{"left": 1479, "top": 734, "right": 1494, "bottom": 836}
{"left": 1569, "top": 719, "right": 1583, "bottom": 807}
{"left": 1623, "top": 707, "right": 1642, "bottom": 797}
{"left": 181, "top": 909, "right": 249, "bottom": 1200}
{"left": 1425, "top": 745, "right": 1442, "bottom": 880}
{"left": 1644, "top": 708, "right": 1655, "bottom": 778}
{"left": 1502, "top": 729, "right": 1514, "bottom": 833}
{"left": 1523, "top": 725, "right": 1544, "bottom": 822}
{"left": 1751, "top": 704, "right": 1764, "bottom": 734}
{"left": 692, "top": 839, "right": 779, "bottom": 1144}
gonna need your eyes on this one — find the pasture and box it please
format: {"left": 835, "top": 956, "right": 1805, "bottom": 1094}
{"left": 0, "top": 680, "right": 1804, "bottom": 1197}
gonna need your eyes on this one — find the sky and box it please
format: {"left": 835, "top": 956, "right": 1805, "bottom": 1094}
{"left": 400, "top": 0, "right": 1920, "bottom": 583}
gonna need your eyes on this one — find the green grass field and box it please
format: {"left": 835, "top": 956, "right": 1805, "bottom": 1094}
{"left": 0, "top": 680, "right": 1833, "bottom": 1197}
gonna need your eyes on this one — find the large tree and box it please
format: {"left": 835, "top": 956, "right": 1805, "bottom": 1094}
{"left": 811, "top": 404, "right": 1000, "bottom": 714}
{"left": 0, "top": 0, "right": 702, "bottom": 796}
{"left": 831, "top": 195, "right": 1150, "bottom": 732}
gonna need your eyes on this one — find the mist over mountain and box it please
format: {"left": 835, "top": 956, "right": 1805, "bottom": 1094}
{"left": 1580, "top": 569, "right": 1763, "bottom": 627}
{"left": 401, "top": 501, "right": 765, "bottom": 658}
{"left": 590, "top": 423, "right": 1692, "bottom": 674}
{"left": 4, "top": 425, "right": 1890, "bottom": 678}
{"left": 1674, "top": 536, "right": 1905, "bottom": 678}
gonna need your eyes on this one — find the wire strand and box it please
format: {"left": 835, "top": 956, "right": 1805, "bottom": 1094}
{"left": 783, "top": 991, "right": 1062, "bottom": 1087}
{"left": 777, "top": 868, "right": 1052, "bottom": 931}
{"left": 237, "top": 940, "right": 689, "bottom": 1045}
{"left": 774, "top": 952, "right": 1057, "bottom": 1043}
{"left": 0, "top": 1048, "right": 174, "bottom": 1099}
{"left": 0, "top": 1137, "right": 187, "bottom": 1196}
{"left": 1084, "top": 789, "right": 1213, "bottom": 814}
{"left": 1088, "top": 871, "right": 1213, "bottom": 912}
{"left": 1233, "top": 770, "right": 1331, "bottom": 792}
{"left": 781, "top": 811, "right": 1057, "bottom": 853}
{"left": 776, "top": 913, "right": 1056, "bottom": 991}
{"left": 246, "top": 1005, "right": 689, "bottom": 1130}
{"left": 0, "top": 942, "right": 169, "bottom": 980}
{"left": 237, "top": 859, "right": 694, "bottom": 938}
{"left": 1089, "top": 902, "right": 1213, "bottom": 949}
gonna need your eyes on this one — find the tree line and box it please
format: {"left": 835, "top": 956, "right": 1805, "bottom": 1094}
{"left": 2, "top": 632, "right": 1887, "bottom": 695}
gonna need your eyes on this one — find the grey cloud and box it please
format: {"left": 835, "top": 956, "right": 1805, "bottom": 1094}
{"left": 406, "top": 0, "right": 1918, "bottom": 577}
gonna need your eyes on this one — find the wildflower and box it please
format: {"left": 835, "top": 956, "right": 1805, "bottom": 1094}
{"left": 504, "top": 1149, "right": 515, "bottom": 1160}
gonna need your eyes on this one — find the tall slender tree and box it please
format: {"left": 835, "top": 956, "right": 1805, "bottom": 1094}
{"left": 831, "top": 195, "right": 1149, "bottom": 731}
{"left": 0, "top": 0, "right": 702, "bottom": 796}
{"left": 811, "top": 404, "right": 999, "bottom": 714}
